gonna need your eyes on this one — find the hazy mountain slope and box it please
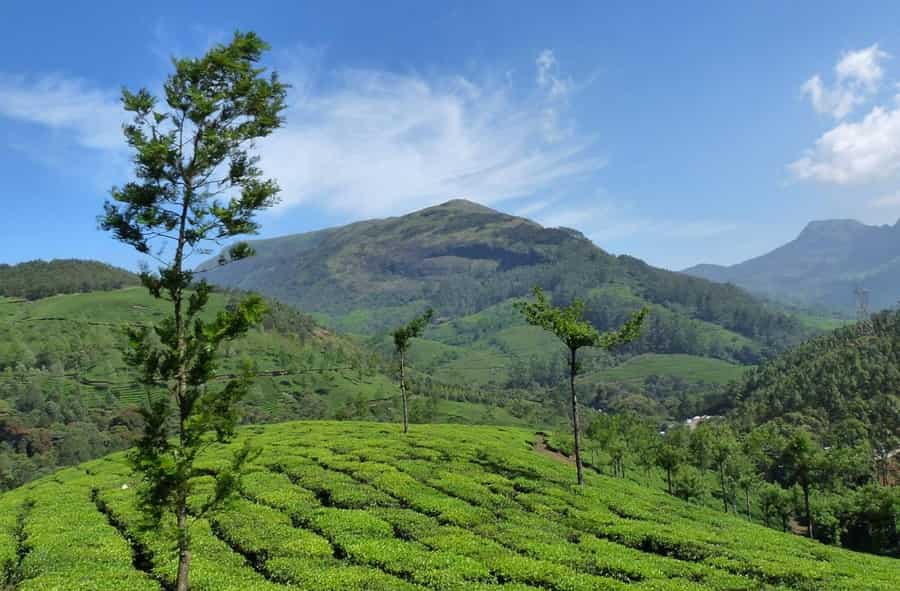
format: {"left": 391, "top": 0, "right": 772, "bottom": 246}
{"left": 684, "top": 219, "right": 900, "bottom": 313}
{"left": 201, "top": 200, "right": 806, "bottom": 366}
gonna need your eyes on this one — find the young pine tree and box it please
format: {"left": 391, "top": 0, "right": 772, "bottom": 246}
{"left": 516, "top": 287, "right": 646, "bottom": 486}
{"left": 392, "top": 309, "right": 434, "bottom": 433}
{"left": 100, "top": 32, "right": 287, "bottom": 591}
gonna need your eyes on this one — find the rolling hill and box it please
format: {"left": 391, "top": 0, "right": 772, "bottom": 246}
{"left": 0, "top": 259, "right": 138, "bottom": 300}
{"left": 1, "top": 421, "right": 896, "bottom": 590}
{"left": 199, "top": 200, "right": 808, "bottom": 415}
{"left": 683, "top": 218, "right": 900, "bottom": 314}
{"left": 0, "top": 287, "right": 548, "bottom": 492}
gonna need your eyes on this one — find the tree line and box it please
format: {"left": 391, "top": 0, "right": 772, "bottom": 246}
{"left": 0, "top": 259, "right": 137, "bottom": 300}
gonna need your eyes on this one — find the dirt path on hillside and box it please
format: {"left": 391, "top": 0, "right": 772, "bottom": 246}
{"left": 533, "top": 433, "right": 575, "bottom": 465}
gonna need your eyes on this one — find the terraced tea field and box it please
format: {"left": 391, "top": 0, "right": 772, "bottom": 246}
{"left": 0, "top": 422, "right": 896, "bottom": 590}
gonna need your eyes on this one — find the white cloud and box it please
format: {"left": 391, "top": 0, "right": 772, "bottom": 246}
{"left": 259, "top": 50, "right": 602, "bottom": 216}
{"left": 801, "top": 44, "right": 889, "bottom": 119}
{"left": 790, "top": 104, "right": 900, "bottom": 183}
{"left": 0, "top": 74, "right": 123, "bottom": 150}
{"left": 836, "top": 45, "right": 887, "bottom": 89}
{"left": 791, "top": 44, "right": 900, "bottom": 185}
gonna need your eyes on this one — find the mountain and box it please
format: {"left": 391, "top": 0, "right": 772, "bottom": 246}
{"left": 1, "top": 421, "right": 896, "bottom": 590}
{"left": 683, "top": 218, "right": 900, "bottom": 314}
{"left": 198, "top": 200, "right": 815, "bottom": 419}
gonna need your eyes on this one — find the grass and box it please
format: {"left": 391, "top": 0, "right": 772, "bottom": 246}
{"left": 0, "top": 421, "right": 896, "bottom": 590}
{"left": 586, "top": 354, "right": 748, "bottom": 386}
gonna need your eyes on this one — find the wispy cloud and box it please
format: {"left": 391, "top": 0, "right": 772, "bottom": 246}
{"left": 0, "top": 47, "right": 604, "bottom": 219}
{"left": 0, "top": 74, "right": 123, "bottom": 150}
{"left": 869, "top": 190, "right": 900, "bottom": 208}
{"left": 534, "top": 199, "right": 737, "bottom": 243}
{"left": 259, "top": 48, "right": 603, "bottom": 216}
{"left": 801, "top": 44, "right": 888, "bottom": 119}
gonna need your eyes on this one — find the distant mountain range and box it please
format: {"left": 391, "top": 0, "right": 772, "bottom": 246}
{"left": 683, "top": 218, "right": 900, "bottom": 314}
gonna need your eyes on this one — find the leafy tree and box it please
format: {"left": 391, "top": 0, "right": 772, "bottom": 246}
{"left": 781, "top": 428, "right": 822, "bottom": 539}
{"left": 657, "top": 426, "right": 689, "bottom": 495}
{"left": 759, "top": 482, "right": 792, "bottom": 531}
{"left": 516, "top": 287, "right": 646, "bottom": 486}
{"left": 870, "top": 393, "right": 900, "bottom": 486}
{"left": 673, "top": 464, "right": 707, "bottom": 503}
{"left": 99, "top": 31, "right": 287, "bottom": 591}
{"left": 706, "top": 422, "right": 739, "bottom": 512}
{"left": 391, "top": 309, "right": 434, "bottom": 433}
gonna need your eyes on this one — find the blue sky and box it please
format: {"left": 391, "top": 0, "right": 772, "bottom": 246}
{"left": 3, "top": 1, "right": 900, "bottom": 271}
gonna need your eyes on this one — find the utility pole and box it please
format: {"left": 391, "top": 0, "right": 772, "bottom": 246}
{"left": 854, "top": 286, "right": 870, "bottom": 323}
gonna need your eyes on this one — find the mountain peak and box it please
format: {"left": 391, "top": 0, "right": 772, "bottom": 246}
{"left": 430, "top": 199, "right": 499, "bottom": 214}
{"left": 797, "top": 219, "right": 865, "bottom": 240}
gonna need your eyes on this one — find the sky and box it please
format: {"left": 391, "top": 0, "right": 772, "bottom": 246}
{"left": 3, "top": 1, "right": 900, "bottom": 272}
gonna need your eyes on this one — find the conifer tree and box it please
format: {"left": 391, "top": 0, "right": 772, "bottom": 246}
{"left": 100, "top": 31, "right": 287, "bottom": 591}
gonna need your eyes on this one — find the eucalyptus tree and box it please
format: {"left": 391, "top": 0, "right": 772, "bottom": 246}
{"left": 516, "top": 287, "right": 646, "bottom": 486}
{"left": 100, "top": 31, "right": 287, "bottom": 591}
{"left": 391, "top": 308, "right": 434, "bottom": 433}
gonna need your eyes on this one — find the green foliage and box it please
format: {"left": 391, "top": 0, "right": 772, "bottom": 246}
{"left": 392, "top": 309, "right": 435, "bottom": 354}
{"left": 516, "top": 286, "right": 646, "bottom": 485}
{"left": 515, "top": 287, "right": 648, "bottom": 354}
{"left": 0, "top": 260, "right": 137, "bottom": 301}
{"left": 0, "top": 422, "right": 896, "bottom": 590}
{"left": 98, "top": 30, "right": 288, "bottom": 590}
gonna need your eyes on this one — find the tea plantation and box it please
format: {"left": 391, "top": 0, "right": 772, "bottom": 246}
{"left": 1, "top": 422, "right": 896, "bottom": 590}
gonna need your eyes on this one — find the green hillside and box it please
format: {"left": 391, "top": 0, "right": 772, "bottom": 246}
{"left": 200, "top": 200, "right": 809, "bottom": 366}
{"left": 1, "top": 286, "right": 566, "bottom": 493}
{"left": 587, "top": 354, "right": 747, "bottom": 386}
{"left": 0, "top": 421, "right": 895, "bottom": 590}
{"left": 0, "top": 288, "right": 381, "bottom": 491}
{"left": 0, "top": 259, "right": 138, "bottom": 301}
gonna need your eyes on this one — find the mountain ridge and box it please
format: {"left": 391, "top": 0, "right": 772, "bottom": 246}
{"left": 683, "top": 217, "right": 900, "bottom": 313}
{"left": 199, "top": 199, "right": 808, "bottom": 372}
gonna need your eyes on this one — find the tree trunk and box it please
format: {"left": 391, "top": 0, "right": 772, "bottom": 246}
{"left": 399, "top": 351, "right": 408, "bottom": 434}
{"left": 173, "top": 185, "right": 191, "bottom": 591}
{"left": 745, "top": 489, "right": 751, "bottom": 520}
{"left": 666, "top": 467, "right": 673, "bottom": 495}
{"left": 569, "top": 348, "right": 584, "bottom": 487}
{"left": 175, "top": 500, "right": 191, "bottom": 591}
{"left": 803, "top": 483, "right": 814, "bottom": 539}
{"left": 720, "top": 466, "right": 729, "bottom": 513}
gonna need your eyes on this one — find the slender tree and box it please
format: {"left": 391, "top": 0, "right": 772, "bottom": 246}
{"left": 392, "top": 309, "right": 434, "bottom": 433}
{"left": 781, "top": 428, "right": 821, "bottom": 539}
{"left": 100, "top": 32, "right": 287, "bottom": 591}
{"left": 657, "top": 425, "right": 689, "bottom": 495}
{"left": 516, "top": 287, "right": 646, "bottom": 486}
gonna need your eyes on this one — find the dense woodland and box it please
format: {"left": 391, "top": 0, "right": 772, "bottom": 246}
{"left": 547, "top": 313, "right": 900, "bottom": 556}
{"left": 0, "top": 259, "right": 137, "bottom": 300}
